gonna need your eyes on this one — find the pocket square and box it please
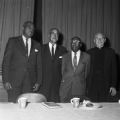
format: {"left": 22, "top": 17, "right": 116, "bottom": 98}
{"left": 35, "top": 49, "right": 39, "bottom": 52}
{"left": 59, "top": 56, "right": 62, "bottom": 58}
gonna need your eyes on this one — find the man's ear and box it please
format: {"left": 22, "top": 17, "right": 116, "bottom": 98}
{"left": 79, "top": 42, "right": 82, "bottom": 47}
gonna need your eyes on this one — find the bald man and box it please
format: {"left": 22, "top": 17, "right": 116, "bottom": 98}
{"left": 87, "top": 33, "right": 117, "bottom": 102}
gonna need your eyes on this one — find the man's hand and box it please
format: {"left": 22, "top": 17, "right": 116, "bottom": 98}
{"left": 33, "top": 83, "right": 40, "bottom": 92}
{"left": 109, "top": 87, "right": 117, "bottom": 96}
{"left": 4, "top": 82, "right": 12, "bottom": 90}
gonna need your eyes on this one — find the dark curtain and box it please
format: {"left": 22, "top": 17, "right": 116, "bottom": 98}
{"left": 42, "top": 0, "right": 120, "bottom": 52}
{"left": 33, "top": 0, "right": 42, "bottom": 44}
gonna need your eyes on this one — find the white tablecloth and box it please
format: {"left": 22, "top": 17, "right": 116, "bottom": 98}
{"left": 0, "top": 102, "right": 120, "bottom": 120}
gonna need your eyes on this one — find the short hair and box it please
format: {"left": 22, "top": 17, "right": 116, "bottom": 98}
{"left": 94, "top": 33, "right": 106, "bottom": 39}
{"left": 49, "top": 28, "right": 59, "bottom": 35}
{"left": 23, "top": 21, "right": 34, "bottom": 28}
{"left": 71, "top": 36, "right": 82, "bottom": 42}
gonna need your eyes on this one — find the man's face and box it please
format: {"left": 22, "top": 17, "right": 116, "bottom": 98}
{"left": 94, "top": 34, "right": 106, "bottom": 49}
{"left": 71, "top": 39, "right": 80, "bottom": 52}
{"left": 50, "top": 29, "right": 58, "bottom": 44}
{"left": 23, "top": 23, "right": 34, "bottom": 38}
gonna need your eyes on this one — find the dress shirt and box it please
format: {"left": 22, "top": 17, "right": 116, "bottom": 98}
{"left": 49, "top": 42, "right": 57, "bottom": 55}
{"left": 71, "top": 50, "right": 81, "bottom": 66}
{"left": 22, "top": 35, "right": 31, "bottom": 56}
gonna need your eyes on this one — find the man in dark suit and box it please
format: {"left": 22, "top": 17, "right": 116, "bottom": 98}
{"left": 60, "top": 36, "right": 90, "bottom": 102}
{"left": 87, "top": 33, "right": 117, "bottom": 102}
{"left": 39, "top": 28, "right": 67, "bottom": 102}
{"left": 2, "top": 21, "right": 42, "bottom": 102}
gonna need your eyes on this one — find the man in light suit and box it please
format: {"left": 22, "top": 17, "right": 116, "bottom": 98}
{"left": 39, "top": 28, "right": 67, "bottom": 102}
{"left": 60, "top": 36, "right": 90, "bottom": 102}
{"left": 2, "top": 21, "right": 42, "bottom": 102}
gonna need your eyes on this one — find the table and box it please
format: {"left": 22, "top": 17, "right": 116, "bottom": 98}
{"left": 0, "top": 102, "right": 120, "bottom": 120}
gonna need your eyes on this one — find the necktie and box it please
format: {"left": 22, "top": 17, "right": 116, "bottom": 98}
{"left": 52, "top": 45, "right": 54, "bottom": 57}
{"left": 26, "top": 39, "right": 28, "bottom": 56}
{"left": 73, "top": 52, "right": 77, "bottom": 71}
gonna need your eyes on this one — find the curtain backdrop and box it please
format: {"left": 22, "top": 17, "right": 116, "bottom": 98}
{"left": 42, "top": 0, "right": 120, "bottom": 54}
{"left": 0, "top": 0, "right": 34, "bottom": 71}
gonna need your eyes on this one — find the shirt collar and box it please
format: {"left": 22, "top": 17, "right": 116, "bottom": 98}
{"left": 72, "top": 50, "right": 81, "bottom": 56}
{"left": 49, "top": 42, "right": 57, "bottom": 48}
{"left": 22, "top": 35, "right": 31, "bottom": 42}
{"left": 22, "top": 35, "right": 31, "bottom": 47}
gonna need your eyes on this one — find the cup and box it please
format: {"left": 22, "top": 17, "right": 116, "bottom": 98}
{"left": 70, "top": 97, "right": 80, "bottom": 108}
{"left": 18, "top": 97, "right": 27, "bottom": 108}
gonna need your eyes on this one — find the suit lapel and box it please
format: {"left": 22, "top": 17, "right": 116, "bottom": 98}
{"left": 70, "top": 52, "right": 74, "bottom": 70}
{"left": 68, "top": 52, "right": 74, "bottom": 71}
{"left": 78, "top": 52, "right": 83, "bottom": 65}
{"left": 48, "top": 44, "right": 53, "bottom": 59}
{"left": 74, "top": 52, "right": 84, "bottom": 72}
{"left": 29, "top": 39, "right": 35, "bottom": 55}
{"left": 45, "top": 44, "right": 53, "bottom": 59}
{"left": 54, "top": 45, "right": 59, "bottom": 58}
{"left": 17, "top": 36, "right": 27, "bottom": 56}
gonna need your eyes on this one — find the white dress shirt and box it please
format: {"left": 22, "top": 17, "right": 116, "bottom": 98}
{"left": 71, "top": 50, "right": 81, "bottom": 66}
{"left": 22, "top": 35, "right": 31, "bottom": 56}
{"left": 49, "top": 42, "right": 57, "bottom": 55}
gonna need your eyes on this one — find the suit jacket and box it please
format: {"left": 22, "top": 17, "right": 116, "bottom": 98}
{"left": 60, "top": 51, "right": 90, "bottom": 102}
{"left": 2, "top": 36, "right": 42, "bottom": 89}
{"left": 87, "top": 47, "right": 117, "bottom": 94}
{"left": 39, "top": 43, "right": 67, "bottom": 102}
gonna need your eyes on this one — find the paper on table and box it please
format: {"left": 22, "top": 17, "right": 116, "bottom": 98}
{"left": 41, "top": 102, "right": 62, "bottom": 109}
{"left": 79, "top": 100, "right": 103, "bottom": 110}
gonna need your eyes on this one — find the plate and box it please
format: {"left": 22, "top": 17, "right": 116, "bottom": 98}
{"left": 79, "top": 102, "right": 103, "bottom": 110}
